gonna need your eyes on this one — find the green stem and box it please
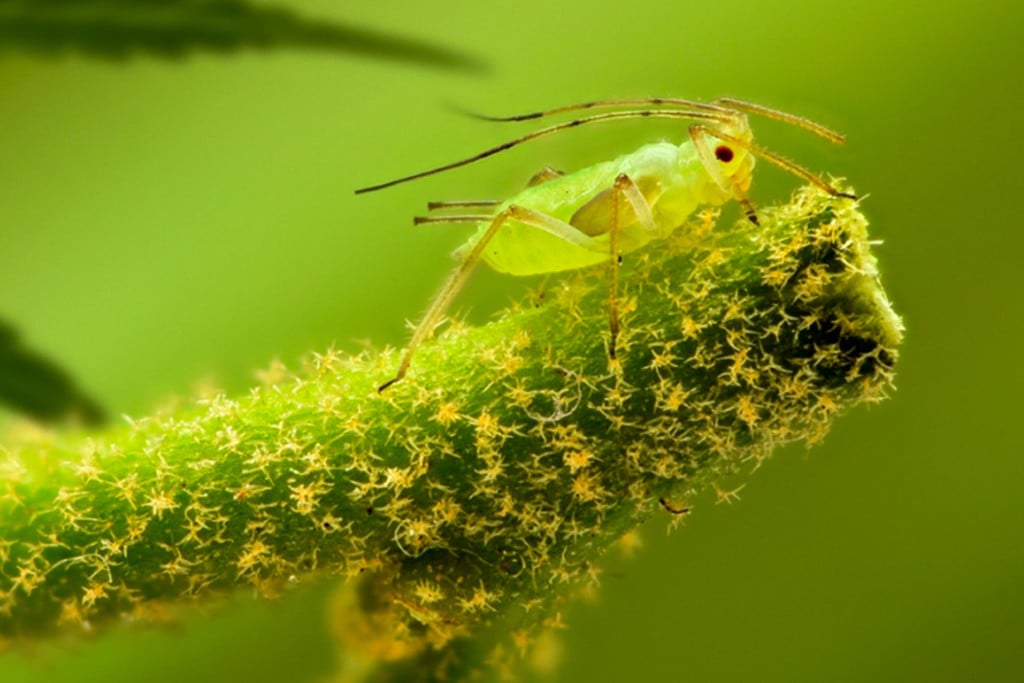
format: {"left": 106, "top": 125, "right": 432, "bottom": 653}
{"left": 0, "top": 187, "right": 901, "bottom": 681}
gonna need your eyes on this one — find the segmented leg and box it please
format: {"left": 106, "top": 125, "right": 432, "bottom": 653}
{"left": 422, "top": 166, "right": 563, "bottom": 220}
{"left": 605, "top": 173, "right": 658, "bottom": 360}
{"left": 419, "top": 200, "right": 499, "bottom": 227}
{"left": 426, "top": 199, "right": 501, "bottom": 211}
{"left": 414, "top": 214, "right": 493, "bottom": 226}
{"left": 379, "top": 205, "right": 602, "bottom": 392}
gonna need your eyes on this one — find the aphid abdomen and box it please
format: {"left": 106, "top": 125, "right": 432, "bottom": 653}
{"left": 475, "top": 143, "right": 709, "bottom": 276}
{"left": 478, "top": 221, "right": 609, "bottom": 275}
{"left": 471, "top": 161, "right": 620, "bottom": 276}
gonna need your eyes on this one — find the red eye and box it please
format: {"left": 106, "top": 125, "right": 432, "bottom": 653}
{"left": 715, "top": 145, "right": 734, "bottom": 163}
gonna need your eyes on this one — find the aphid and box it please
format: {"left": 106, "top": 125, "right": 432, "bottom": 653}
{"left": 357, "top": 97, "right": 855, "bottom": 391}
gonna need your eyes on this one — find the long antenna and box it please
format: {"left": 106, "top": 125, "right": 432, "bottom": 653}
{"left": 450, "top": 97, "right": 735, "bottom": 122}
{"left": 354, "top": 108, "right": 731, "bottom": 194}
{"left": 454, "top": 96, "right": 846, "bottom": 145}
{"left": 713, "top": 98, "right": 846, "bottom": 144}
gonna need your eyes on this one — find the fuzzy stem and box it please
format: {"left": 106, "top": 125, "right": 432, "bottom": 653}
{"left": 0, "top": 187, "right": 901, "bottom": 680}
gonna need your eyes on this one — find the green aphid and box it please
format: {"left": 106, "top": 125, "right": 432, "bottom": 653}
{"left": 357, "top": 98, "right": 855, "bottom": 391}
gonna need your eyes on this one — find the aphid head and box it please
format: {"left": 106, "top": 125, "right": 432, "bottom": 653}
{"left": 711, "top": 138, "right": 756, "bottom": 193}
{"left": 690, "top": 120, "right": 757, "bottom": 198}
{"left": 696, "top": 98, "right": 854, "bottom": 202}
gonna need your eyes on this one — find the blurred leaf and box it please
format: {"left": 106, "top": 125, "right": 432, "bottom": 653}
{"left": 0, "top": 318, "right": 106, "bottom": 426}
{"left": 0, "top": 0, "right": 484, "bottom": 70}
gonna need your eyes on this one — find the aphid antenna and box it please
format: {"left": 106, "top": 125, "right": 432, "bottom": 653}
{"left": 453, "top": 96, "right": 846, "bottom": 146}
{"left": 712, "top": 98, "right": 846, "bottom": 145}
{"left": 447, "top": 97, "right": 736, "bottom": 123}
{"left": 355, "top": 109, "right": 739, "bottom": 195}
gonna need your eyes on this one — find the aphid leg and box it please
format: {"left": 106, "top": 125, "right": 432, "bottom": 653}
{"left": 419, "top": 200, "right": 500, "bottom": 227}
{"left": 379, "top": 206, "right": 602, "bottom": 392}
{"left": 689, "top": 125, "right": 760, "bottom": 224}
{"left": 525, "top": 166, "right": 564, "bottom": 187}
{"left": 380, "top": 211, "right": 514, "bottom": 392}
{"left": 615, "top": 174, "right": 660, "bottom": 236}
{"left": 608, "top": 180, "right": 622, "bottom": 360}
{"left": 414, "top": 214, "right": 493, "bottom": 226}
{"left": 426, "top": 199, "right": 500, "bottom": 211}
{"left": 495, "top": 208, "right": 605, "bottom": 250}
{"left": 607, "top": 173, "right": 659, "bottom": 359}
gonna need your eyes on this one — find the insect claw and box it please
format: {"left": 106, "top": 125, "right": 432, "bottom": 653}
{"left": 838, "top": 191, "right": 858, "bottom": 200}
{"left": 659, "top": 497, "right": 691, "bottom": 515}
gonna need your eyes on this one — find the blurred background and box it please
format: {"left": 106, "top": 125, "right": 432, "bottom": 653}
{"left": 1, "top": 0, "right": 1021, "bottom": 681}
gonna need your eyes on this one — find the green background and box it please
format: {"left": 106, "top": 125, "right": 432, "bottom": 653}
{"left": 1, "top": 0, "right": 1021, "bottom": 681}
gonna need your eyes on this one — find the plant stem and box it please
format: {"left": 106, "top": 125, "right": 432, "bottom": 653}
{"left": 0, "top": 187, "right": 902, "bottom": 681}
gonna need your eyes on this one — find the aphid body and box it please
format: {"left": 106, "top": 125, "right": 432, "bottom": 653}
{"left": 457, "top": 138, "right": 749, "bottom": 276}
{"left": 358, "top": 98, "right": 853, "bottom": 391}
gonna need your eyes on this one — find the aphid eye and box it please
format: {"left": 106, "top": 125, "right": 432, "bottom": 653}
{"left": 714, "top": 145, "right": 734, "bottom": 163}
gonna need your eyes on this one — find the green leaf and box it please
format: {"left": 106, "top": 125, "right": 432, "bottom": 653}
{"left": 0, "top": 0, "right": 485, "bottom": 70}
{"left": 0, "top": 318, "right": 105, "bottom": 425}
